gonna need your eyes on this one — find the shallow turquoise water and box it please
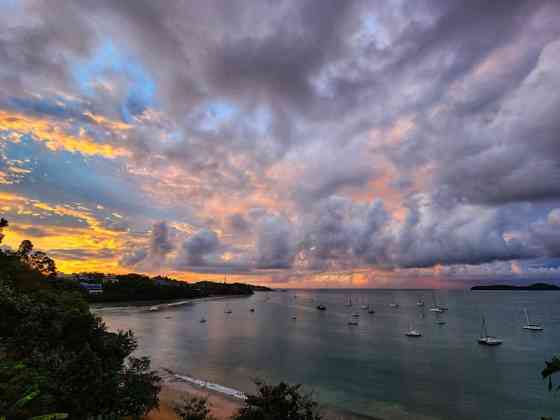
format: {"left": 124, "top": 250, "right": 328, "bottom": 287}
{"left": 97, "top": 290, "right": 560, "bottom": 420}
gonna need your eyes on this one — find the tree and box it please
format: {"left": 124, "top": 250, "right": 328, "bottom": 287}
{"left": 0, "top": 217, "right": 7, "bottom": 245}
{"left": 543, "top": 356, "right": 560, "bottom": 392}
{"left": 232, "top": 381, "right": 323, "bottom": 420}
{"left": 0, "top": 262, "right": 161, "bottom": 419}
{"left": 541, "top": 356, "right": 560, "bottom": 420}
{"left": 28, "top": 251, "right": 57, "bottom": 278}
{"left": 17, "top": 240, "right": 34, "bottom": 260}
{"left": 174, "top": 395, "right": 216, "bottom": 420}
{"left": 117, "top": 357, "right": 162, "bottom": 420}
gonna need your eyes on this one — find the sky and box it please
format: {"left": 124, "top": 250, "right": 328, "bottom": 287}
{"left": 1, "top": 0, "right": 560, "bottom": 288}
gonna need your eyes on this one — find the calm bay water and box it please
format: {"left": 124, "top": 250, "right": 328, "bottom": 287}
{"left": 96, "top": 290, "right": 560, "bottom": 420}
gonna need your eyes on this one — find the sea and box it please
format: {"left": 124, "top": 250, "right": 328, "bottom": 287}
{"left": 94, "top": 289, "right": 560, "bottom": 420}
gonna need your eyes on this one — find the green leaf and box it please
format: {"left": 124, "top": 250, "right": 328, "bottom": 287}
{"left": 30, "top": 414, "right": 69, "bottom": 420}
{"left": 14, "top": 389, "right": 40, "bottom": 408}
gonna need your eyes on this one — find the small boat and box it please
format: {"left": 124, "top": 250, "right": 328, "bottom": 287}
{"left": 351, "top": 313, "right": 360, "bottom": 318}
{"left": 345, "top": 296, "right": 353, "bottom": 307}
{"left": 200, "top": 317, "right": 207, "bottom": 323}
{"left": 347, "top": 319, "right": 359, "bottom": 326}
{"left": 164, "top": 316, "right": 172, "bottom": 319}
{"left": 224, "top": 307, "right": 232, "bottom": 314}
{"left": 429, "top": 291, "right": 444, "bottom": 312}
{"left": 291, "top": 316, "right": 297, "bottom": 320}
{"left": 478, "top": 316, "right": 502, "bottom": 346}
{"left": 522, "top": 308, "right": 543, "bottom": 331}
{"left": 389, "top": 303, "right": 399, "bottom": 308}
{"left": 249, "top": 308, "right": 255, "bottom": 313}
{"left": 416, "top": 299, "right": 425, "bottom": 307}
{"left": 316, "top": 304, "right": 327, "bottom": 311}
{"left": 149, "top": 305, "right": 160, "bottom": 312}
{"left": 368, "top": 307, "right": 375, "bottom": 314}
{"left": 361, "top": 304, "right": 369, "bottom": 310}
{"left": 405, "top": 324, "right": 422, "bottom": 337}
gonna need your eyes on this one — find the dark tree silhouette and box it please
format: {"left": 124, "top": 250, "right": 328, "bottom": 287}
{"left": 232, "top": 380, "right": 323, "bottom": 420}
{"left": 17, "top": 239, "right": 34, "bottom": 260}
{"left": 0, "top": 217, "right": 7, "bottom": 245}
{"left": 27, "top": 251, "right": 57, "bottom": 278}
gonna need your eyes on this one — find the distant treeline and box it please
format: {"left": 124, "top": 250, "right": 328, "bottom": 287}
{"left": 81, "top": 274, "right": 271, "bottom": 302}
{"left": 471, "top": 282, "right": 560, "bottom": 291}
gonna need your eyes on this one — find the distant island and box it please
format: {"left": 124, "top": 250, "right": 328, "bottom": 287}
{"left": 471, "top": 282, "right": 560, "bottom": 291}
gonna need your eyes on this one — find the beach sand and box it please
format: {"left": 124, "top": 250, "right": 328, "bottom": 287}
{"left": 143, "top": 380, "right": 384, "bottom": 420}
{"left": 144, "top": 382, "right": 243, "bottom": 420}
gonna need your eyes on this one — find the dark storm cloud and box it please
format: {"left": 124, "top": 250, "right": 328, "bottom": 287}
{"left": 175, "top": 229, "right": 220, "bottom": 267}
{"left": 150, "top": 221, "right": 174, "bottom": 257}
{"left": 4, "top": 0, "right": 560, "bottom": 279}
{"left": 256, "top": 215, "right": 295, "bottom": 269}
{"left": 228, "top": 213, "right": 250, "bottom": 233}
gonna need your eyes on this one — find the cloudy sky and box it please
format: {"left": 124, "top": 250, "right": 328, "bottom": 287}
{"left": 1, "top": 0, "right": 560, "bottom": 288}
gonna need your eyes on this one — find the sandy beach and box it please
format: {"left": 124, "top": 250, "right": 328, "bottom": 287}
{"left": 144, "top": 382, "right": 243, "bottom": 420}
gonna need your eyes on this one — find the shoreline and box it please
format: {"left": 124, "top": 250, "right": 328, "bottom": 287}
{"left": 90, "top": 293, "right": 252, "bottom": 312}
{"left": 145, "top": 371, "right": 384, "bottom": 420}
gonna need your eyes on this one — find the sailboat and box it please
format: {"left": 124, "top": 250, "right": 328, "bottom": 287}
{"left": 478, "top": 316, "right": 502, "bottom": 346}
{"left": 367, "top": 306, "right": 375, "bottom": 314}
{"left": 429, "top": 291, "right": 444, "bottom": 313}
{"left": 416, "top": 295, "right": 425, "bottom": 307}
{"left": 522, "top": 308, "right": 543, "bottom": 331}
{"left": 149, "top": 305, "right": 160, "bottom": 312}
{"left": 345, "top": 295, "right": 353, "bottom": 307}
{"left": 347, "top": 318, "right": 359, "bottom": 326}
{"left": 389, "top": 301, "right": 399, "bottom": 308}
{"left": 199, "top": 317, "right": 207, "bottom": 323}
{"left": 224, "top": 305, "right": 232, "bottom": 314}
{"left": 435, "top": 311, "right": 446, "bottom": 325}
{"left": 405, "top": 323, "right": 422, "bottom": 337}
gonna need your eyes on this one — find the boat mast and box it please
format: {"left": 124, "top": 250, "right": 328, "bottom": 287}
{"left": 524, "top": 308, "right": 530, "bottom": 325}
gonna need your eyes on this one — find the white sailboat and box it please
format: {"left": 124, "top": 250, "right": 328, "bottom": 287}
{"left": 478, "top": 316, "right": 502, "bottom": 346}
{"left": 405, "top": 323, "right": 422, "bottom": 337}
{"left": 522, "top": 308, "right": 543, "bottom": 331}
{"left": 429, "top": 291, "right": 444, "bottom": 313}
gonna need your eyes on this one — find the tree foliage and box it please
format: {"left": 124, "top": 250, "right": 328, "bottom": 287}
{"left": 543, "top": 356, "right": 560, "bottom": 392}
{"left": 0, "top": 220, "right": 162, "bottom": 419}
{"left": 232, "top": 380, "right": 323, "bottom": 420}
{"left": 174, "top": 394, "right": 216, "bottom": 420}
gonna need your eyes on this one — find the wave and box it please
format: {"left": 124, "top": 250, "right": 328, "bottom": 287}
{"left": 171, "top": 373, "right": 247, "bottom": 400}
{"left": 166, "top": 300, "right": 191, "bottom": 307}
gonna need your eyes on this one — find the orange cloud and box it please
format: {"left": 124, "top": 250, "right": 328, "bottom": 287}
{"left": 0, "top": 110, "right": 129, "bottom": 158}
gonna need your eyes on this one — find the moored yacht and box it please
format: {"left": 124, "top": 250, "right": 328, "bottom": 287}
{"left": 478, "top": 316, "right": 502, "bottom": 346}
{"left": 522, "top": 308, "right": 543, "bottom": 331}
{"left": 405, "top": 324, "right": 422, "bottom": 337}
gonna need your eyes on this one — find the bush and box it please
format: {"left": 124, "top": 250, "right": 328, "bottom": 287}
{"left": 174, "top": 394, "right": 216, "bottom": 420}
{"left": 232, "top": 380, "right": 322, "bottom": 420}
